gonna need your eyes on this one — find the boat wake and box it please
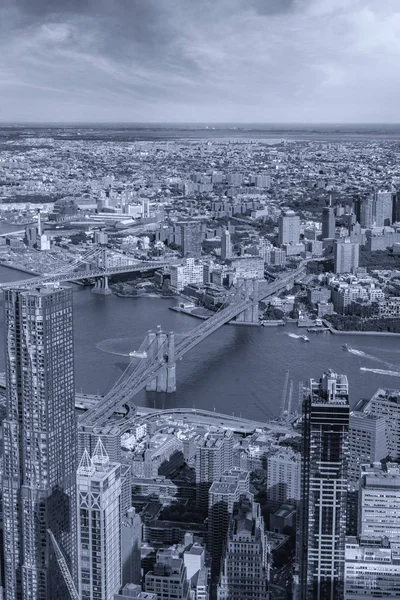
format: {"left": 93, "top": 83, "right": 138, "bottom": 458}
{"left": 286, "top": 333, "right": 301, "bottom": 339}
{"left": 347, "top": 346, "right": 400, "bottom": 371}
{"left": 360, "top": 367, "right": 400, "bottom": 377}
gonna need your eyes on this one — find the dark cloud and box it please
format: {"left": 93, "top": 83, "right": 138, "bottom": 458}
{"left": 1, "top": 0, "right": 399, "bottom": 122}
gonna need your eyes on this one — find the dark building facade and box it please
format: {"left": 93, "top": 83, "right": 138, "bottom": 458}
{"left": 1, "top": 287, "right": 77, "bottom": 599}
{"left": 299, "top": 370, "right": 349, "bottom": 600}
{"left": 178, "top": 222, "right": 204, "bottom": 258}
{"left": 322, "top": 206, "right": 335, "bottom": 240}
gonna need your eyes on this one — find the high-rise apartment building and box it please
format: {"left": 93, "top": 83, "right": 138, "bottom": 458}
{"left": 334, "top": 238, "right": 359, "bottom": 274}
{"left": 299, "top": 370, "right": 350, "bottom": 600}
{"left": 217, "top": 495, "right": 269, "bottom": 600}
{"left": 1, "top": 287, "right": 77, "bottom": 600}
{"left": 178, "top": 222, "right": 204, "bottom": 257}
{"left": 345, "top": 537, "right": 400, "bottom": 599}
{"left": 220, "top": 229, "right": 232, "bottom": 260}
{"left": 278, "top": 210, "right": 300, "bottom": 246}
{"left": 267, "top": 447, "right": 301, "bottom": 508}
{"left": 358, "top": 462, "right": 400, "bottom": 541}
{"left": 170, "top": 259, "right": 204, "bottom": 292}
{"left": 375, "top": 191, "right": 393, "bottom": 227}
{"left": 76, "top": 440, "right": 122, "bottom": 600}
{"left": 195, "top": 430, "right": 233, "bottom": 510}
{"left": 359, "top": 191, "right": 393, "bottom": 228}
{"left": 322, "top": 206, "right": 335, "bottom": 239}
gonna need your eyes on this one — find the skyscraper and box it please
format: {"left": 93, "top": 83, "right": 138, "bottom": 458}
{"left": 220, "top": 229, "right": 232, "bottom": 260}
{"left": 1, "top": 287, "right": 77, "bottom": 600}
{"left": 217, "top": 495, "right": 269, "bottom": 600}
{"left": 322, "top": 206, "right": 335, "bottom": 239}
{"left": 278, "top": 210, "right": 300, "bottom": 246}
{"left": 299, "top": 370, "right": 350, "bottom": 600}
{"left": 76, "top": 439, "right": 122, "bottom": 600}
{"left": 334, "top": 238, "right": 359, "bottom": 274}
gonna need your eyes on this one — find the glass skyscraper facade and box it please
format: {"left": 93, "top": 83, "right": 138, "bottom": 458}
{"left": 1, "top": 287, "right": 77, "bottom": 599}
{"left": 299, "top": 370, "right": 349, "bottom": 600}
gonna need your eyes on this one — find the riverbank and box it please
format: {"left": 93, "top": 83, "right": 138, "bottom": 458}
{"left": 323, "top": 320, "right": 400, "bottom": 337}
{"left": 115, "top": 291, "right": 173, "bottom": 299}
{"left": 0, "top": 261, "right": 39, "bottom": 276}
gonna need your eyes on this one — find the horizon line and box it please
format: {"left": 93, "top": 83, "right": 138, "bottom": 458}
{"left": 1, "top": 121, "right": 400, "bottom": 127}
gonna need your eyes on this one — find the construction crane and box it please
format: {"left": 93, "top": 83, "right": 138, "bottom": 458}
{"left": 280, "top": 370, "right": 290, "bottom": 419}
{"left": 47, "top": 529, "right": 80, "bottom": 600}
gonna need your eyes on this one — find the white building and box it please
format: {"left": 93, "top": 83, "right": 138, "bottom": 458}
{"left": 359, "top": 462, "right": 400, "bottom": 541}
{"left": 334, "top": 238, "right": 359, "bottom": 274}
{"left": 278, "top": 210, "right": 300, "bottom": 246}
{"left": 170, "top": 258, "right": 204, "bottom": 292}
{"left": 349, "top": 411, "right": 388, "bottom": 488}
{"left": 77, "top": 439, "right": 122, "bottom": 600}
{"left": 345, "top": 537, "right": 400, "bottom": 599}
{"left": 362, "top": 389, "right": 400, "bottom": 459}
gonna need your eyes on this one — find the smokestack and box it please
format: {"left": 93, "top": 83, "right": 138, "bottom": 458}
{"left": 37, "top": 209, "right": 42, "bottom": 236}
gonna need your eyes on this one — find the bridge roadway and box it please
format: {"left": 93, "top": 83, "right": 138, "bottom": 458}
{"left": 80, "top": 263, "right": 306, "bottom": 427}
{"left": 135, "top": 406, "right": 297, "bottom": 435}
{"left": 0, "top": 260, "right": 177, "bottom": 290}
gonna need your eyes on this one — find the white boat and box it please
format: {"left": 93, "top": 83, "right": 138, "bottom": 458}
{"left": 129, "top": 351, "right": 147, "bottom": 358}
{"left": 300, "top": 335, "right": 310, "bottom": 342}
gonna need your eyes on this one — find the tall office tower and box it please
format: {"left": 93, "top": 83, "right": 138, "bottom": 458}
{"left": 2, "top": 287, "right": 77, "bottom": 600}
{"left": 322, "top": 206, "right": 335, "bottom": 239}
{"left": 195, "top": 430, "right": 233, "bottom": 510}
{"left": 375, "top": 191, "right": 393, "bottom": 226}
{"left": 359, "top": 194, "right": 375, "bottom": 228}
{"left": 121, "top": 508, "right": 142, "bottom": 586}
{"left": 362, "top": 388, "right": 400, "bottom": 459}
{"left": 278, "top": 210, "right": 300, "bottom": 246}
{"left": 267, "top": 447, "right": 301, "bottom": 508}
{"left": 393, "top": 191, "right": 400, "bottom": 223}
{"left": 179, "top": 222, "right": 204, "bottom": 258}
{"left": 76, "top": 440, "right": 122, "bottom": 600}
{"left": 208, "top": 470, "right": 250, "bottom": 582}
{"left": 217, "top": 495, "right": 269, "bottom": 600}
{"left": 220, "top": 229, "right": 232, "bottom": 260}
{"left": 358, "top": 462, "right": 400, "bottom": 541}
{"left": 299, "top": 370, "right": 350, "bottom": 600}
{"left": 334, "top": 238, "right": 359, "bottom": 274}
{"left": 145, "top": 549, "right": 190, "bottom": 600}
{"left": 344, "top": 537, "right": 400, "bottom": 599}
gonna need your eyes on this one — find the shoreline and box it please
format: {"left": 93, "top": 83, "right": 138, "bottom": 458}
{"left": 0, "top": 261, "right": 40, "bottom": 276}
{"left": 323, "top": 320, "right": 400, "bottom": 337}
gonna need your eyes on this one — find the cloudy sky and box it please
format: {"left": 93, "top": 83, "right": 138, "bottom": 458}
{"left": 0, "top": 0, "right": 399, "bottom": 123}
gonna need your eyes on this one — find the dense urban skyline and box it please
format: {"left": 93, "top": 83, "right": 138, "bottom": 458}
{"left": 1, "top": 0, "right": 400, "bottom": 123}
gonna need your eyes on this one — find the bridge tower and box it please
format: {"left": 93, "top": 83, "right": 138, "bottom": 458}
{"left": 92, "top": 275, "right": 112, "bottom": 295}
{"left": 92, "top": 247, "right": 112, "bottom": 294}
{"left": 145, "top": 327, "right": 176, "bottom": 393}
{"left": 235, "top": 278, "right": 259, "bottom": 323}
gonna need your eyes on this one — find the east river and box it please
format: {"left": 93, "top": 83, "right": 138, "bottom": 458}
{"left": 0, "top": 261, "right": 399, "bottom": 419}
